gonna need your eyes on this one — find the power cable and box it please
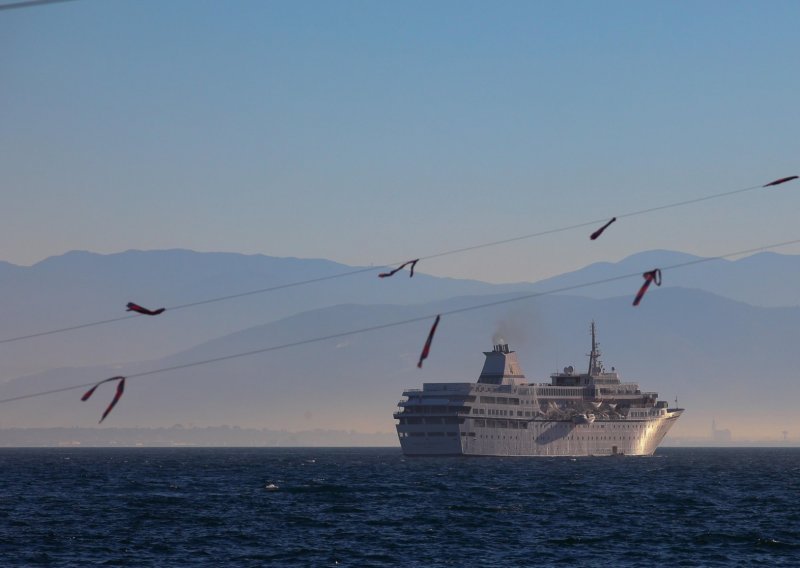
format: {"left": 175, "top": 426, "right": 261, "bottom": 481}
{"left": 0, "top": 178, "right": 790, "bottom": 346}
{"left": 0, "top": 0, "right": 78, "bottom": 11}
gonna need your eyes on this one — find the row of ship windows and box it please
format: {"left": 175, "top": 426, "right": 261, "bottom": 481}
{"left": 399, "top": 417, "right": 652, "bottom": 428}
{"left": 398, "top": 417, "right": 466, "bottom": 425}
{"left": 399, "top": 417, "right": 651, "bottom": 428}
{"left": 536, "top": 389, "right": 583, "bottom": 397}
{"left": 474, "top": 408, "right": 531, "bottom": 417}
{"left": 399, "top": 432, "right": 645, "bottom": 442}
{"left": 398, "top": 432, "right": 476, "bottom": 438}
{"left": 401, "top": 406, "right": 469, "bottom": 414}
{"left": 478, "top": 396, "right": 523, "bottom": 405}
{"left": 473, "top": 419, "right": 528, "bottom": 429}
{"left": 479, "top": 389, "right": 644, "bottom": 399}
{"left": 475, "top": 386, "right": 536, "bottom": 395}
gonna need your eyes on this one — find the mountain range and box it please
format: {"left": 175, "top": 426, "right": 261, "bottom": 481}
{"left": 1, "top": 248, "right": 799, "bottom": 442}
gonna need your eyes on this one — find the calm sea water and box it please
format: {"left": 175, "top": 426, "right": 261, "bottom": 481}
{"left": 0, "top": 447, "right": 798, "bottom": 567}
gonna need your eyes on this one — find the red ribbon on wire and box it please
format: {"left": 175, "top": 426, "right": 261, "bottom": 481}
{"left": 126, "top": 302, "right": 165, "bottom": 316}
{"left": 417, "top": 315, "right": 441, "bottom": 368}
{"left": 632, "top": 269, "right": 662, "bottom": 306}
{"left": 763, "top": 175, "right": 798, "bottom": 188}
{"left": 590, "top": 217, "right": 617, "bottom": 240}
{"left": 378, "top": 259, "right": 419, "bottom": 278}
{"left": 81, "top": 376, "right": 126, "bottom": 423}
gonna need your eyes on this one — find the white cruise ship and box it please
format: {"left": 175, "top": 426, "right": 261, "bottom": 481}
{"left": 395, "top": 322, "right": 682, "bottom": 456}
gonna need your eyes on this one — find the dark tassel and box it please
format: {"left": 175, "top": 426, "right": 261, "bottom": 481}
{"left": 763, "top": 175, "right": 798, "bottom": 188}
{"left": 126, "top": 302, "right": 165, "bottom": 316}
{"left": 379, "top": 259, "right": 419, "bottom": 278}
{"left": 81, "top": 376, "right": 126, "bottom": 423}
{"left": 632, "top": 269, "right": 662, "bottom": 306}
{"left": 590, "top": 217, "right": 617, "bottom": 240}
{"left": 417, "top": 315, "right": 441, "bottom": 368}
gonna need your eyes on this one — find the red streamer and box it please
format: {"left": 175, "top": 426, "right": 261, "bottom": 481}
{"left": 126, "top": 302, "right": 165, "bottom": 316}
{"left": 632, "top": 269, "right": 662, "bottom": 306}
{"left": 590, "top": 217, "right": 617, "bottom": 240}
{"left": 378, "top": 259, "right": 419, "bottom": 278}
{"left": 417, "top": 315, "right": 441, "bottom": 368}
{"left": 763, "top": 175, "right": 798, "bottom": 188}
{"left": 81, "top": 376, "right": 126, "bottom": 423}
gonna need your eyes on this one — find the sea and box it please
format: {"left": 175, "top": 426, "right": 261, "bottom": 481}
{"left": 0, "top": 447, "right": 798, "bottom": 567}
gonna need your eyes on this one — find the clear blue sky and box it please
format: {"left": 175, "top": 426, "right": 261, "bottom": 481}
{"left": 2, "top": 0, "right": 799, "bottom": 282}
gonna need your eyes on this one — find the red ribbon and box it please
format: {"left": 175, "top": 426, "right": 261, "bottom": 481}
{"left": 82, "top": 376, "right": 126, "bottom": 423}
{"left": 417, "top": 315, "right": 441, "bottom": 368}
{"left": 126, "top": 302, "right": 165, "bottom": 316}
{"left": 590, "top": 217, "right": 617, "bottom": 240}
{"left": 763, "top": 175, "right": 798, "bottom": 188}
{"left": 378, "top": 259, "right": 419, "bottom": 278}
{"left": 632, "top": 269, "right": 662, "bottom": 306}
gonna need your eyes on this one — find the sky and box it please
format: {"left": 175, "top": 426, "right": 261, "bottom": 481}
{"left": 2, "top": 0, "right": 799, "bottom": 283}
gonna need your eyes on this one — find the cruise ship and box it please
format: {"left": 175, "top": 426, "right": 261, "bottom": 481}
{"left": 395, "top": 322, "right": 682, "bottom": 456}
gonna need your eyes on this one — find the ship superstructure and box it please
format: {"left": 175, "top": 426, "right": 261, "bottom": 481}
{"left": 395, "top": 322, "right": 682, "bottom": 456}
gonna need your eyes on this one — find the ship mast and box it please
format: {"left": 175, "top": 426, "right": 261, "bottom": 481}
{"left": 587, "top": 321, "right": 603, "bottom": 376}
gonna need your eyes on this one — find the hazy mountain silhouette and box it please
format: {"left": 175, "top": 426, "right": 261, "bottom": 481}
{"left": 3, "top": 248, "right": 800, "bottom": 381}
{"left": 0, "top": 249, "right": 530, "bottom": 378}
{"left": 532, "top": 249, "right": 800, "bottom": 307}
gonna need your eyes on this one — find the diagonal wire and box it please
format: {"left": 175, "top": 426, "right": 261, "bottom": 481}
{"left": 0, "top": 178, "right": 788, "bottom": 346}
{"left": 0, "top": 0, "right": 78, "bottom": 11}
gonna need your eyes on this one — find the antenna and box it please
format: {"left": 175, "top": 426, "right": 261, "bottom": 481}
{"left": 587, "top": 321, "right": 603, "bottom": 375}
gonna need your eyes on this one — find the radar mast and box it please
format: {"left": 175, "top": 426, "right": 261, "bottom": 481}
{"left": 587, "top": 321, "right": 604, "bottom": 376}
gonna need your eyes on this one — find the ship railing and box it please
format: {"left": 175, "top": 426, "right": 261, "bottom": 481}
{"left": 422, "top": 382, "right": 474, "bottom": 392}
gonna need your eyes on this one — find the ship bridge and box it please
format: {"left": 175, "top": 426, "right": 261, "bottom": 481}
{"left": 550, "top": 321, "right": 622, "bottom": 387}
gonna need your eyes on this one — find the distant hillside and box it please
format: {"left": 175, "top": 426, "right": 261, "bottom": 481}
{"left": 2, "top": 287, "right": 798, "bottom": 442}
{"left": 0, "top": 249, "right": 530, "bottom": 378}
{"left": 531, "top": 250, "right": 800, "bottom": 307}
{"left": 3, "top": 248, "right": 800, "bottom": 380}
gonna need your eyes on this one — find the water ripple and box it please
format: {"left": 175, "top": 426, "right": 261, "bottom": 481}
{"left": 0, "top": 447, "right": 799, "bottom": 566}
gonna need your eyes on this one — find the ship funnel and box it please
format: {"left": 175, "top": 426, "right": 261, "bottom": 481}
{"left": 478, "top": 343, "right": 526, "bottom": 385}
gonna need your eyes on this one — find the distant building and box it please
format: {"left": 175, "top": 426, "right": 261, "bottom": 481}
{"left": 711, "top": 418, "right": 732, "bottom": 443}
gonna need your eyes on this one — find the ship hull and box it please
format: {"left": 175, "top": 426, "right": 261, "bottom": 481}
{"left": 398, "top": 411, "right": 682, "bottom": 457}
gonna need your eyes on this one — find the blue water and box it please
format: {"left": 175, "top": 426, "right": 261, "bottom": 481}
{"left": 0, "top": 447, "right": 798, "bottom": 567}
